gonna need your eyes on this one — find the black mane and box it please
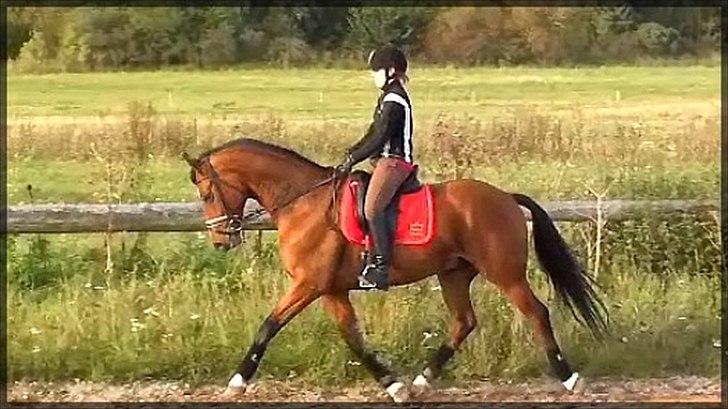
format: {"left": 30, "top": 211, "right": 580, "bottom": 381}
{"left": 197, "top": 137, "right": 325, "bottom": 169}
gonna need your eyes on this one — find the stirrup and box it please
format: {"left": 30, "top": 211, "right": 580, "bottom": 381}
{"left": 357, "top": 274, "right": 378, "bottom": 289}
{"left": 357, "top": 262, "right": 385, "bottom": 289}
{"left": 358, "top": 261, "right": 378, "bottom": 288}
{"left": 358, "top": 262, "right": 389, "bottom": 290}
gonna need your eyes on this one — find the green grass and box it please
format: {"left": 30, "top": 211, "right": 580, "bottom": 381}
{"left": 7, "top": 233, "right": 721, "bottom": 384}
{"left": 6, "top": 158, "right": 719, "bottom": 206}
{"left": 8, "top": 66, "right": 720, "bottom": 120}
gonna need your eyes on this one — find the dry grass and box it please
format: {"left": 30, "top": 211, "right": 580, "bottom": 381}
{"left": 8, "top": 104, "right": 720, "bottom": 168}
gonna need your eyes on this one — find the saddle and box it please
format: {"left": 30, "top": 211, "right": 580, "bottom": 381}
{"left": 339, "top": 167, "right": 435, "bottom": 246}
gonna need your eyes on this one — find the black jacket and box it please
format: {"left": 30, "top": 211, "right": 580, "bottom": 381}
{"left": 348, "top": 81, "right": 414, "bottom": 165}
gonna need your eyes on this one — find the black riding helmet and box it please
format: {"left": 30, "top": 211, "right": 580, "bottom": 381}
{"left": 368, "top": 44, "right": 408, "bottom": 75}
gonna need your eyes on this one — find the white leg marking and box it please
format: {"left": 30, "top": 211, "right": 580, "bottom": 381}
{"left": 562, "top": 372, "right": 579, "bottom": 392}
{"left": 412, "top": 373, "right": 432, "bottom": 396}
{"left": 413, "top": 374, "right": 430, "bottom": 388}
{"left": 386, "top": 381, "right": 410, "bottom": 402}
{"left": 224, "top": 373, "right": 247, "bottom": 396}
{"left": 228, "top": 373, "right": 245, "bottom": 388}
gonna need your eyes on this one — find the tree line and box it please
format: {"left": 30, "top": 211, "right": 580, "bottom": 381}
{"left": 7, "top": 6, "right": 721, "bottom": 71}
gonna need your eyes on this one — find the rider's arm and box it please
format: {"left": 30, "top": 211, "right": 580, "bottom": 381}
{"left": 347, "top": 101, "right": 405, "bottom": 165}
{"left": 347, "top": 122, "right": 376, "bottom": 155}
{"left": 346, "top": 102, "right": 379, "bottom": 158}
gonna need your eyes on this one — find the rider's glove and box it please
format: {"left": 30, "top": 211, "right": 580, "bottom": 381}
{"left": 336, "top": 154, "right": 354, "bottom": 174}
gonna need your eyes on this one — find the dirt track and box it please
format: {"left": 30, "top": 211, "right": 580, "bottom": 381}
{"left": 9, "top": 376, "right": 720, "bottom": 403}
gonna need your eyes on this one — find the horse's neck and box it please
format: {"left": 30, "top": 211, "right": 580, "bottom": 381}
{"left": 227, "top": 150, "right": 328, "bottom": 214}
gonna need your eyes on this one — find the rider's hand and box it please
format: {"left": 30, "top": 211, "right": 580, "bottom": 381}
{"left": 336, "top": 154, "right": 354, "bottom": 174}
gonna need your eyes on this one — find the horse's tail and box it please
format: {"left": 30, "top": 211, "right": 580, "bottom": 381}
{"left": 512, "top": 193, "right": 609, "bottom": 338}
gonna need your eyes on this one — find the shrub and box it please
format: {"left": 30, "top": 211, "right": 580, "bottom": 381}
{"left": 200, "top": 24, "right": 238, "bottom": 66}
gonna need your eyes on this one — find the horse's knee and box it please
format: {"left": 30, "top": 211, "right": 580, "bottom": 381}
{"left": 461, "top": 313, "right": 477, "bottom": 334}
{"left": 453, "top": 312, "right": 477, "bottom": 346}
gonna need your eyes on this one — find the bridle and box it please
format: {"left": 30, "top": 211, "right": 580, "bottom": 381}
{"left": 190, "top": 156, "right": 341, "bottom": 239}
{"left": 194, "top": 158, "right": 246, "bottom": 236}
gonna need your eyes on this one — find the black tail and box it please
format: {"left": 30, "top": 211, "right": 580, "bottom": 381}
{"left": 513, "top": 193, "right": 609, "bottom": 338}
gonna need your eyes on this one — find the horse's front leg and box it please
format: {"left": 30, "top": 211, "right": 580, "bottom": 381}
{"left": 413, "top": 268, "right": 478, "bottom": 395}
{"left": 321, "top": 292, "right": 410, "bottom": 402}
{"left": 225, "top": 280, "right": 320, "bottom": 396}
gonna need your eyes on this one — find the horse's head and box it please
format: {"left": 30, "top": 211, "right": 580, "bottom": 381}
{"left": 183, "top": 151, "right": 251, "bottom": 251}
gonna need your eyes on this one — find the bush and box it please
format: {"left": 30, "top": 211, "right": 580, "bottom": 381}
{"left": 636, "top": 22, "right": 680, "bottom": 54}
{"left": 7, "top": 8, "right": 34, "bottom": 59}
{"left": 59, "top": 8, "right": 134, "bottom": 70}
{"left": 13, "top": 30, "right": 51, "bottom": 73}
{"left": 267, "top": 36, "right": 311, "bottom": 66}
{"left": 200, "top": 24, "right": 238, "bottom": 66}
{"left": 126, "top": 8, "right": 187, "bottom": 66}
{"left": 8, "top": 6, "right": 723, "bottom": 71}
{"left": 420, "top": 7, "right": 518, "bottom": 65}
{"left": 345, "top": 7, "right": 432, "bottom": 54}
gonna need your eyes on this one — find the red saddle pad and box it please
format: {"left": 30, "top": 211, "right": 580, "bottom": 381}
{"left": 339, "top": 180, "right": 435, "bottom": 246}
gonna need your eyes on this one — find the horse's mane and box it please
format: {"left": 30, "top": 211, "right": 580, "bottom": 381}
{"left": 189, "top": 137, "right": 327, "bottom": 184}
{"left": 198, "top": 137, "right": 326, "bottom": 169}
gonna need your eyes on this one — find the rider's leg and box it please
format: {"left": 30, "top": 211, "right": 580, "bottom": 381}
{"left": 361, "top": 157, "right": 412, "bottom": 289}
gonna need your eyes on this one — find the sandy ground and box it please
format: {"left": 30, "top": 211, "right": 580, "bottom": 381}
{"left": 8, "top": 376, "right": 721, "bottom": 403}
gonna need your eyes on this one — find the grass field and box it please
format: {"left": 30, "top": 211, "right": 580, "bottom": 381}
{"left": 6, "top": 65, "right": 722, "bottom": 387}
{"left": 8, "top": 65, "right": 719, "bottom": 120}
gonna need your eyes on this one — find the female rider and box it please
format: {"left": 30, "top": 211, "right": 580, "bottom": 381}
{"left": 337, "top": 44, "right": 415, "bottom": 291}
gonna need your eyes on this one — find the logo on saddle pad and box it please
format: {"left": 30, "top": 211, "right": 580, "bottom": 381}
{"left": 408, "top": 221, "right": 425, "bottom": 236}
{"left": 339, "top": 181, "right": 435, "bottom": 246}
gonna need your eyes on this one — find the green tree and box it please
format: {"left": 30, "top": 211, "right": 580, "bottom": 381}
{"left": 420, "top": 7, "right": 526, "bottom": 64}
{"left": 59, "top": 8, "right": 133, "bottom": 70}
{"left": 291, "top": 6, "right": 350, "bottom": 50}
{"left": 200, "top": 23, "right": 238, "bottom": 66}
{"left": 7, "top": 7, "right": 34, "bottom": 59}
{"left": 345, "top": 7, "right": 433, "bottom": 56}
{"left": 8, "top": 7, "right": 66, "bottom": 61}
{"left": 126, "top": 8, "right": 187, "bottom": 66}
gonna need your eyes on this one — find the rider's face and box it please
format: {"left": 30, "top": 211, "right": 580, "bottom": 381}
{"left": 372, "top": 69, "right": 387, "bottom": 89}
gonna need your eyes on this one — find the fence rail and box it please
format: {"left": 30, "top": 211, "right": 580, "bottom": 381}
{"left": 5, "top": 199, "right": 719, "bottom": 234}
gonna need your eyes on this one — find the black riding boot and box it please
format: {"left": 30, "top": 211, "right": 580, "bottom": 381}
{"left": 359, "top": 213, "right": 393, "bottom": 290}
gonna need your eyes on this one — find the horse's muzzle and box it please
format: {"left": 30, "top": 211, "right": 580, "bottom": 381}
{"left": 214, "top": 242, "right": 232, "bottom": 252}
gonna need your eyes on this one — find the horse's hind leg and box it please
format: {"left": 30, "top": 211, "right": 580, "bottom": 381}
{"left": 321, "top": 292, "right": 410, "bottom": 402}
{"left": 413, "top": 266, "right": 478, "bottom": 393}
{"left": 463, "top": 202, "right": 579, "bottom": 392}
{"left": 500, "top": 279, "right": 579, "bottom": 389}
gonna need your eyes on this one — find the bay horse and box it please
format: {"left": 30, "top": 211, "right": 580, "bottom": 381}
{"left": 183, "top": 138, "right": 607, "bottom": 402}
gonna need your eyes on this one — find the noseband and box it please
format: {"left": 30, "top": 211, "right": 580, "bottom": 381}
{"left": 204, "top": 214, "right": 244, "bottom": 234}
{"left": 195, "top": 158, "right": 247, "bottom": 238}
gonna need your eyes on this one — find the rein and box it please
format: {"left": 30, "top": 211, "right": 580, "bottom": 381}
{"left": 241, "top": 172, "right": 340, "bottom": 223}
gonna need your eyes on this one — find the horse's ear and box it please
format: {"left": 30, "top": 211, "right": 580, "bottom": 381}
{"left": 181, "top": 151, "right": 198, "bottom": 168}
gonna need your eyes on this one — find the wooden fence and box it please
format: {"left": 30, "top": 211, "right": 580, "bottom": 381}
{"left": 5, "top": 199, "right": 719, "bottom": 234}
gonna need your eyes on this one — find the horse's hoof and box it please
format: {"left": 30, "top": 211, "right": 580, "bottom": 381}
{"left": 223, "top": 373, "right": 247, "bottom": 397}
{"left": 562, "top": 372, "right": 580, "bottom": 393}
{"left": 412, "top": 374, "right": 432, "bottom": 396}
{"left": 386, "top": 381, "right": 410, "bottom": 402}
{"left": 223, "top": 385, "right": 246, "bottom": 397}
